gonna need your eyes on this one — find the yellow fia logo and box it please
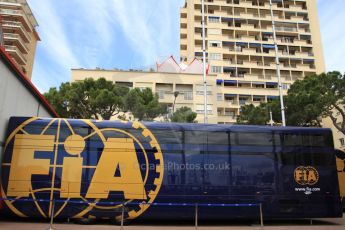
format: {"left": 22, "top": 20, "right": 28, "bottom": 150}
{"left": 294, "top": 166, "right": 319, "bottom": 186}
{"left": 1, "top": 118, "right": 164, "bottom": 220}
{"left": 7, "top": 135, "right": 146, "bottom": 200}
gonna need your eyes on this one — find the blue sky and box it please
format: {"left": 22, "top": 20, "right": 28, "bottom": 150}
{"left": 27, "top": 0, "right": 344, "bottom": 93}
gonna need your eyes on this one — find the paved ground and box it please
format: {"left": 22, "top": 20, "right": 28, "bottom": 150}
{"left": 0, "top": 216, "right": 344, "bottom": 230}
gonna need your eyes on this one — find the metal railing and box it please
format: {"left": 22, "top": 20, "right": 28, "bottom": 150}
{"left": 4, "top": 45, "right": 27, "bottom": 63}
{"left": 2, "top": 20, "right": 31, "bottom": 42}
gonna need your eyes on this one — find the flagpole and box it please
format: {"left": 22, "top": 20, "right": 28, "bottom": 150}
{"left": 201, "top": 0, "right": 208, "bottom": 124}
{"left": 269, "top": 0, "right": 286, "bottom": 126}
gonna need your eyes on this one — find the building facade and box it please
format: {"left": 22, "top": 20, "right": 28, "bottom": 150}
{"left": 72, "top": 0, "right": 325, "bottom": 125}
{"left": 71, "top": 1, "right": 345, "bottom": 147}
{"left": 0, "top": 0, "right": 40, "bottom": 78}
{"left": 72, "top": 68, "right": 291, "bottom": 124}
{"left": 180, "top": 0, "right": 324, "bottom": 117}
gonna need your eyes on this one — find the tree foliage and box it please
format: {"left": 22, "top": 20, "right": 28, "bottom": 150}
{"left": 123, "top": 88, "right": 167, "bottom": 121}
{"left": 236, "top": 102, "right": 278, "bottom": 125}
{"left": 44, "top": 78, "right": 167, "bottom": 121}
{"left": 44, "top": 78, "right": 129, "bottom": 120}
{"left": 285, "top": 71, "right": 345, "bottom": 134}
{"left": 237, "top": 71, "right": 345, "bottom": 134}
{"left": 171, "top": 106, "right": 197, "bottom": 123}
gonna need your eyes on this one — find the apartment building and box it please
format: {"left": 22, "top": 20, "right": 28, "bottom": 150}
{"left": 73, "top": 0, "right": 325, "bottom": 125}
{"left": 180, "top": 0, "right": 324, "bottom": 117}
{"left": 71, "top": 69, "right": 217, "bottom": 123}
{"left": 72, "top": 65, "right": 293, "bottom": 124}
{"left": 0, "top": 0, "right": 40, "bottom": 78}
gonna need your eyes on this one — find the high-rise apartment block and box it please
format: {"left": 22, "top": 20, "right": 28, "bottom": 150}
{"left": 0, "top": 0, "right": 40, "bottom": 78}
{"left": 180, "top": 0, "right": 325, "bottom": 118}
{"left": 72, "top": 0, "right": 326, "bottom": 125}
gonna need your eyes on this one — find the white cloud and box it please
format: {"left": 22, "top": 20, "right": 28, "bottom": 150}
{"left": 27, "top": 0, "right": 80, "bottom": 91}
{"left": 69, "top": 0, "right": 116, "bottom": 67}
{"left": 109, "top": 0, "right": 185, "bottom": 68}
{"left": 110, "top": 1, "right": 158, "bottom": 67}
{"left": 27, "top": 0, "right": 186, "bottom": 92}
{"left": 28, "top": 0, "right": 80, "bottom": 69}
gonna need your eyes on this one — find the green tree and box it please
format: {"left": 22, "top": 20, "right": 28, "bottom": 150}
{"left": 285, "top": 71, "right": 345, "bottom": 134}
{"left": 236, "top": 72, "right": 345, "bottom": 133}
{"left": 236, "top": 103, "right": 270, "bottom": 125}
{"left": 123, "top": 88, "right": 167, "bottom": 121}
{"left": 44, "top": 84, "right": 70, "bottom": 118}
{"left": 171, "top": 106, "right": 197, "bottom": 123}
{"left": 44, "top": 78, "right": 129, "bottom": 120}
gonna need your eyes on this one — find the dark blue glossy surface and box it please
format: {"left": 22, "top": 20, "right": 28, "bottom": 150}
{"left": 0, "top": 117, "right": 342, "bottom": 220}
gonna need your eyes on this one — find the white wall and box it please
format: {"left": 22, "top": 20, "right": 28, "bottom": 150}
{"left": 0, "top": 59, "right": 53, "bottom": 154}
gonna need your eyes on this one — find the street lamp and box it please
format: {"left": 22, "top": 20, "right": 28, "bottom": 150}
{"left": 172, "top": 91, "right": 179, "bottom": 113}
{"left": 201, "top": 0, "right": 208, "bottom": 124}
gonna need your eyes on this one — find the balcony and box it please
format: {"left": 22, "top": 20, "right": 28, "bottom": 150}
{"left": 298, "top": 28, "right": 311, "bottom": 34}
{"left": 0, "top": 9, "right": 32, "bottom": 32}
{"left": 288, "top": 5, "right": 307, "bottom": 13}
{"left": 218, "top": 100, "right": 240, "bottom": 108}
{"left": 236, "top": 35, "right": 257, "bottom": 43}
{"left": 275, "top": 26, "right": 298, "bottom": 33}
{"left": 239, "top": 99, "right": 253, "bottom": 105}
{"left": 217, "top": 114, "right": 237, "bottom": 123}
{"left": 2, "top": 20, "right": 31, "bottom": 42}
{"left": 218, "top": 112, "right": 237, "bottom": 119}
{"left": 290, "top": 15, "right": 306, "bottom": 23}
{"left": 239, "top": 24, "right": 256, "bottom": 30}
{"left": 241, "top": 48, "right": 257, "bottom": 55}
{"left": 294, "top": 39, "right": 312, "bottom": 46}
{"left": 296, "top": 64, "right": 314, "bottom": 71}
{"left": 4, "top": 45, "right": 27, "bottom": 65}
{"left": 180, "top": 28, "right": 187, "bottom": 34}
{"left": 3, "top": 33, "right": 29, "bottom": 54}
{"left": 295, "top": 51, "right": 315, "bottom": 59}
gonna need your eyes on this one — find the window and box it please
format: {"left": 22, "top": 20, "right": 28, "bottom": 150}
{"left": 195, "top": 85, "right": 212, "bottom": 95}
{"left": 208, "top": 16, "right": 220, "bottom": 23}
{"left": 196, "top": 104, "right": 213, "bottom": 114}
{"left": 340, "top": 138, "right": 345, "bottom": 146}
{"left": 281, "top": 133, "right": 328, "bottom": 147}
{"left": 211, "top": 66, "right": 222, "bottom": 73}
{"left": 158, "top": 90, "right": 165, "bottom": 99}
{"left": 152, "top": 130, "right": 183, "bottom": 144}
{"left": 209, "top": 40, "right": 221, "bottom": 48}
{"left": 235, "top": 46, "right": 242, "bottom": 52}
{"left": 279, "top": 151, "right": 333, "bottom": 167}
{"left": 282, "top": 83, "right": 290, "bottom": 90}
{"left": 183, "top": 91, "right": 193, "bottom": 100}
{"left": 217, "top": 93, "right": 223, "bottom": 101}
{"left": 231, "top": 132, "right": 275, "bottom": 146}
{"left": 209, "top": 53, "right": 222, "bottom": 60}
{"left": 196, "top": 91, "right": 212, "bottom": 95}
